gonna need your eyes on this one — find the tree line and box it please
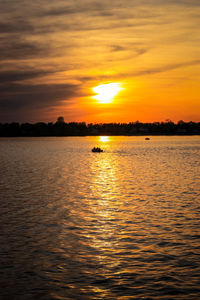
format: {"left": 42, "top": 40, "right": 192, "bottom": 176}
{"left": 0, "top": 118, "right": 200, "bottom": 136}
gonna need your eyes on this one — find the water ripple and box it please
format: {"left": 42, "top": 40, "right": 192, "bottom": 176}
{"left": 0, "top": 136, "right": 199, "bottom": 299}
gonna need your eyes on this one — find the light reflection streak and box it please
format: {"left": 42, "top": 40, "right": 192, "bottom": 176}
{"left": 86, "top": 151, "right": 123, "bottom": 275}
{"left": 99, "top": 136, "right": 109, "bottom": 143}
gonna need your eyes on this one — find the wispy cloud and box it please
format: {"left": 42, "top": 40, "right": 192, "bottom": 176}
{"left": 132, "top": 60, "right": 200, "bottom": 77}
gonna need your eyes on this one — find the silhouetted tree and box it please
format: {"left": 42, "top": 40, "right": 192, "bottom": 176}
{"left": 57, "top": 116, "right": 65, "bottom": 123}
{"left": 0, "top": 119, "right": 199, "bottom": 136}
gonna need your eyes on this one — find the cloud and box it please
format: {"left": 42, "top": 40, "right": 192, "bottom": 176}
{"left": 0, "top": 82, "right": 82, "bottom": 111}
{"left": 132, "top": 60, "right": 200, "bottom": 77}
{"left": 0, "top": 81, "right": 83, "bottom": 122}
{"left": 110, "top": 45, "right": 126, "bottom": 52}
{"left": 87, "top": 59, "right": 200, "bottom": 82}
{"left": 0, "top": 19, "right": 33, "bottom": 34}
{"left": 0, "top": 69, "right": 52, "bottom": 83}
{"left": 0, "top": 37, "right": 57, "bottom": 61}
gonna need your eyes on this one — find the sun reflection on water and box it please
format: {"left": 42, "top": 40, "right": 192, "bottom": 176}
{"left": 99, "top": 136, "right": 110, "bottom": 143}
{"left": 2, "top": 137, "right": 199, "bottom": 299}
{"left": 86, "top": 152, "right": 123, "bottom": 272}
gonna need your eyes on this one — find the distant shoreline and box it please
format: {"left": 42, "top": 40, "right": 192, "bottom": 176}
{"left": 1, "top": 134, "right": 199, "bottom": 138}
{"left": 0, "top": 120, "right": 199, "bottom": 137}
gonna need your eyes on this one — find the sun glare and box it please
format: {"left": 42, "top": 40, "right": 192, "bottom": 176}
{"left": 92, "top": 83, "right": 123, "bottom": 104}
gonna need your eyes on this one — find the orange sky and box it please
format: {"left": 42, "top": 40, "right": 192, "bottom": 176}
{"left": 0, "top": 0, "right": 200, "bottom": 123}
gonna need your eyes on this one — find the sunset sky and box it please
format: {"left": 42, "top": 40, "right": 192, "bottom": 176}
{"left": 0, "top": 0, "right": 200, "bottom": 123}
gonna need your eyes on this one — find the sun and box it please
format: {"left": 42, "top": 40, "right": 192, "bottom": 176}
{"left": 92, "top": 83, "right": 123, "bottom": 104}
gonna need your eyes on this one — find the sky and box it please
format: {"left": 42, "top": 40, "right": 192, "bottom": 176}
{"left": 0, "top": 0, "right": 200, "bottom": 123}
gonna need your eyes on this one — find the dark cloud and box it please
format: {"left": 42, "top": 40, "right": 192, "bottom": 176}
{"left": 40, "top": 2, "right": 119, "bottom": 18}
{"left": 42, "top": 6, "right": 92, "bottom": 17}
{"left": 0, "top": 1, "right": 164, "bottom": 36}
{"left": 0, "top": 81, "right": 84, "bottom": 122}
{"left": 0, "top": 38, "right": 52, "bottom": 60}
{"left": 0, "top": 19, "right": 33, "bottom": 34}
{"left": 0, "top": 70, "right": 51, "bottom": 83}
{"left": 40, "top": 0, "right": 200, "bottom": 19}
{"left": 0, "top": 82, "right": 82, "bottom": 111}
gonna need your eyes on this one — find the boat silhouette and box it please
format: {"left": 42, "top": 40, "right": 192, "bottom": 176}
{"left": 92, "top": 147, "right": 103, "bottom": 152}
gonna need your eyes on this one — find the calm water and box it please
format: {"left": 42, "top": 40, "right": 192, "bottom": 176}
{"left": 0, "top": 136, "right": 199, "bottom": 300}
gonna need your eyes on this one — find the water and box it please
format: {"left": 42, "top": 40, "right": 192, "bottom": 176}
{"left": 0, "top": 136, "right": 199, "bottom": 300}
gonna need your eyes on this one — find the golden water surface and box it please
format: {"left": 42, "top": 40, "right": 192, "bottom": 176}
{"left": 0, "top": 136, "right": 199, "bottom": 299}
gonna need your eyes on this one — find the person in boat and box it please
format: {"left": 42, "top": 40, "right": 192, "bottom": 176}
{"left": 92, "top": 147, "right": 103, "bottom": 152}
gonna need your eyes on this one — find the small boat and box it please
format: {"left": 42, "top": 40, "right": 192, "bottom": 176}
{"left": 145, "top": 137, "right": 150, "bottom": 140}
{"left": 92, "top": 147, "right": 103, "bottom": 152}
